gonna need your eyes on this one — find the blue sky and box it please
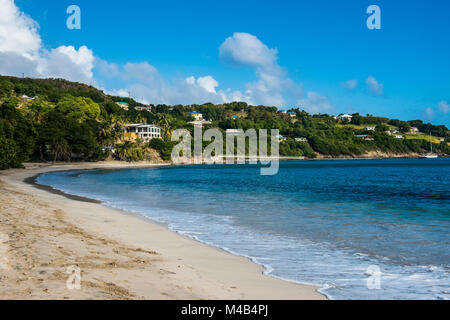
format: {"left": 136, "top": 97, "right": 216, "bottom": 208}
{"left": 4, "top": 0, "right": 450, "bottom": 125}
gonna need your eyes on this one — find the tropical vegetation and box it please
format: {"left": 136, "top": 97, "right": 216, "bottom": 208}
{"left": 0, "top": 75, "right": 449, "bottom": 169}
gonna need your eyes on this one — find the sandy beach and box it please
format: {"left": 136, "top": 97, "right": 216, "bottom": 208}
{"left": 0, "top": 162, "right": 325, "bottom": 300}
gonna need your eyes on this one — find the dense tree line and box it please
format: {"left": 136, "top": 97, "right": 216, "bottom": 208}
{"left": 0, "top": 75, "right": 449, "bottom": 169}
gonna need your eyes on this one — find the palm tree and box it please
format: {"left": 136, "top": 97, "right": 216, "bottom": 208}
{"left": 109, "top": 115, "right": 125, "bottom": 143}
{"left": 115, "top": 141, "right": 134, "bottom": 161}
{"left": 27, "top": 101, "right": 49, "bottom": 123}
{"left": 155, "top": 113, "right": 172, "bottom": 140}
{"left": 51, "top": 138, "right": 69, "bottom": 162}
{"left": 97, "top": 121, "right": 112, "bottom": 146}
{"left": 166, "top": 124, "right": 175, "bottom": 140}
{"left": 111, "top": 122, "right": 124, "bottom": 143}
{"left": 135, "top": 115, "right": 146, "bottom": 124}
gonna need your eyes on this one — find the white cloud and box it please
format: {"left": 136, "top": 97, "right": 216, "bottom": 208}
{"left": 365, "top": 76, "right": 383, "bottom": 95}
{"left": 123, "top": 62, "right": 158, "bottom": 82}
{"left": 340, "top": 79, "right": 358, "bottom": 90}
{"left": 43, "top": 46, "right": 95, "bottom": 83}
{"left": 219, "top": 32, "right": 278, "bottom": 68}
{"left": 109, "top": 74, "right": 224, "bottom": 105}
{"left": 424, "top": 107, "right": 434, "bottom": 120}
{"left": 0, "top": 0, "right": 95, "bottom": 83}
{"left": 0, "top": 0, "right": 41, "bottom": 58}
{"left": 218, "top": 32, "right": 303, "bottom": 107}
{"left": 195, "top": 76, "right": 219, "bottom": 94}
{"left": 106, "top": 33, "right": 306, "bottom": 107}
{"left": 100, "top": 62, "right": 221, "bottom": 104}
{"left": 0, "top": 51, "right": 40, "bottom": 77}
{"left": 438, "top": 101, "right": 449, "bottom": 114}
{"left": 297, "top": 91, "right": 334, "bottom": 114}
{"left": 95, "top": 58, "right": 120, "bottom": 78}
{"left": 107, "top": 88, "right": 130, "bottom": 98}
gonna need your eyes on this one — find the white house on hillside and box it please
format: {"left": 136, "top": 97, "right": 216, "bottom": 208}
{"left": 125, "top": 124, "right": 161, "bottom": 141}
{"left": 189, "top": 112, "right": 203, "bottom": 121}
{"left": 338, "top": 114, "right": 353, "bottom": 122}
{"left": 135, "top": 105, "right": 152, "bottom": 112}
{"left": 116, "top": 102, "right": 129, "bottom": 111}
{"left": 21, "top": 95, "right": 39, "bottom": 102}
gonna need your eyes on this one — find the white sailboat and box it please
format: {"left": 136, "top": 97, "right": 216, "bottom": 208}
{"left": 419, "top": 132, "right": 438, "bottom": 159}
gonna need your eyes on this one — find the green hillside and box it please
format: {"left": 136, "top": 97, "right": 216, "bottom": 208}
{"left": 0, "top": 75, "right": 449, "bottom": 169}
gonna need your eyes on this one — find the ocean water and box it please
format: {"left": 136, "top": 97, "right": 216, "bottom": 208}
{"left": 37, "top": 159, "right": 450, "bottom": 300}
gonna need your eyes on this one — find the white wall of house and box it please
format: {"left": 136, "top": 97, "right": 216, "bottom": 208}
{"left": 125, "top": 124, "right": 161, "bottom": 140}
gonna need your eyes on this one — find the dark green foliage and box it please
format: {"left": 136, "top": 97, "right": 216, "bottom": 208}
{"left": 408, "top": 120, "right": 448, "bottom": 137}
{"left": 0, "top": 99, "right": 37, "bottom": 168}
{"left": 279, "top": 140, "right": 317, "bottom": 158}
{"left": 114, "top": 141, "right": 144, "bottom": 162}
{"left": 149, "top": 139, "right": 176, "bottom": 161}
{"left": 0, "top": 75, "right": 449, "bottom": 169}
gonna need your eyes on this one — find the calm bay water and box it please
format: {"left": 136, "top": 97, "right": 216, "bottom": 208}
{"left": 37, "top": 159, "right": 450, "bottom": 299}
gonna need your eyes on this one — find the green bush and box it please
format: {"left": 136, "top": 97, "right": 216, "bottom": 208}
{"left": 149, "top": 139, "right": 175, "bottom": 161}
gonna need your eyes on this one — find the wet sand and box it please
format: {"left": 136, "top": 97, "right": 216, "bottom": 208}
{"left": 0, "top": 162, "right": 325, "bottom": 300}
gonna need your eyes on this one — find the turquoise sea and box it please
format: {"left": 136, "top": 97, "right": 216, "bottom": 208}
{"left": 37, "top": 158, "right": 450, "bottom": 299}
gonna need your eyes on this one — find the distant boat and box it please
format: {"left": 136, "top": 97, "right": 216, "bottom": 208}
{"left": 419, "top": 132, "right": 438, "bottom": 159}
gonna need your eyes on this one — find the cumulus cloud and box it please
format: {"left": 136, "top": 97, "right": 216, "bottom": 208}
{"left": 0, "top": 0, "right": 41, "bottom": 58}
{"left": 43, "top": 46, "right": 95, "bottom": 83}
{"left": 194, "top": 76, "right": 219, "bottom": 94}
{"left": 0, "top": 51, "right": 40, "bottom": 77}
{"left": 0, "top": 0, "right": 95, "bottom": 83}
{"left": 438, "top": 101, "right": 449, "bottom": 114}
{"left": 218, "top": 32, "right": 303, "bottom": 107}
{"left": 365, "top": 76, "right": 383, "bottom": 95}
{"left": 340, "top": 79, "right": 358, "bottom": 90}
{"left": 219, "top": 32, "right": 278, "bottom": 68}
{"left": 297, "top": 92, "right": 334, "bottom": 114}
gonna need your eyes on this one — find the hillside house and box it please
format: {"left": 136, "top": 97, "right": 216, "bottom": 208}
{"left": 20, "top": 95, "right": 39, "bottom": 102}
{"left": 124, "top": 123, "right": 161, "bottom": 141}
{"left": 189, "top": 112, "right": 203, "bottom": 121}
{"left": 116, "top": 102, "right": 129, "bottom": 111}
{"left": 287, "top": 111, "right": 296, "bottom": 117}
{"left": 338, "top": 114, "right": 353, "bottom": 122}
{"left": 135, "top": 105, "right": 152, "bottom": 112}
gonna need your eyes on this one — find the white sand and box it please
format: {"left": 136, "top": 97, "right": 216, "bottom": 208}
{"left": 0, "top": 162, "right": 325, "bottom": 300}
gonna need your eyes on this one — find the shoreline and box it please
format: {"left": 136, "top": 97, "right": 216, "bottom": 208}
{"left": 0, "top": 161, "right": 326, "bottom": 300}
